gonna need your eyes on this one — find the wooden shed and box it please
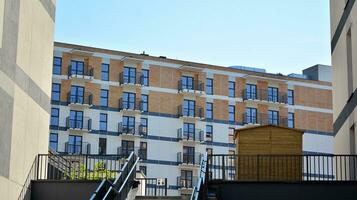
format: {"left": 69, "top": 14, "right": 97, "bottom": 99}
{"left": 234, "top": 125, "right": 303, "bottom": 181}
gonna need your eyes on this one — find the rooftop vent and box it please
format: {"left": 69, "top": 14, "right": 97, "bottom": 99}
{"left": 159, "top": 56, "right": 167, "bottom": 59}
{"left": 140, "top": 51, "right": 149, "bottom": 56}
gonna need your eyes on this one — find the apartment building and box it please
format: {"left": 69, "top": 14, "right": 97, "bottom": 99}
{"left": 50, "top": 42, "right": 333, "bottom": 195}
{"left": 330, "top": 0, "right": 357, "bottom": 154}
{"left": 0, "top": 0, "right": 56, "bottom": 199}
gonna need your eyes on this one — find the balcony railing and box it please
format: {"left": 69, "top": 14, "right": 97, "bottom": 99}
{"left": 177, "top": 128, "right": 204, "bottom": 142}
{"left": 119, "top": 72, "right": 144, "bottom": 85}
{"left": 66, "top": 117, "right": 92, "bottom": 130}
{"left": 67, "top": 64, "right": 93, "bottom": 78}
{"left": 116, "top": 147, "right": 146, "bottom": 160}
{"left": 118, "top": 98, "right": 142, "bottom": 111}
{"left": 242, "top": 113, "right": 288, "bottom": 127}
{"left": 178, "top": 80, "right": 205, "bottom": 93}
{"left": 67, "top": 92, "right": 93, "bottom": 105}
{"left": 177, "top": 176, "right": 198, "bottom": 189}
{"left": 64, "top": 142, "right": 91, "bottom": 155}
{"left": 177, "top": 152, "right": 203, "bottom": 165}
{"left": 178, "top": 105, "right": 204, "bottom": 119}
{"left": 118, "top": 122, "right": 146, "bottom": 136}
{"left": 242, "top": 89, "right": 287, "bottom": 104}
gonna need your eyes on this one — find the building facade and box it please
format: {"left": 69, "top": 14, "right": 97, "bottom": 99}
{"left": 330, "top": 0, "right": 357, "bottom": 154}
{"left": 51, "top": 42, "right": 333, "bottom": 195}
{"left": 0, "top": 0, "right": 56, "bottom": 199}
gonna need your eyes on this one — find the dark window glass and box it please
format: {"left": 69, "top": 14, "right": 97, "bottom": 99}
{"left": 183, "top": 146, "right": 195, "bottom": 164}
{"left": 139, "top": 166, "right": 147, "bottom": 175}
{"left": 183, "top": 123, "right": 195, "bottom": 139}
{"left": 121, "top": 140, "right": 134, "bottom": 157}
{"left": 70, "top": 85, "right": 84, "bottom": 104}
{"left": 50, "top": 108, "right": 59, "bottom": 126}
{"left": 52, "top": 83, "right": 61, "bottom": 101}
{"left": 229, "top": 105, "right": 235, "bottom": 122}
{"left": 140, "top": 118, "right": 148, "bottom": 135}
{"left": 206, "top": 125, "right": 213, "bottom": 142}
{"left": 245, "top": 107, "right": 257, "bottom": 124}
{"left": 142, "top": 69, "right": 149, "bottom": 86}
{"left": 99, "top": 138, "right": 107, "bottom": 155}
{"left": 246, "top": 84, "right": 257, "bottom": 99}
{"left": 181, "top": 76, "right": 194, "bottom": 90}
{"left": 139, "top": 142, "right": 147, "bottom": 159}
{"left": 49, "top": 133, "right": 58, "bottom": 151}
{"left": 180, "top": 170, "right": 193, "bottom": 188}
{"left": 206, "top": 78, "right": 213, "bottom": 95}
{"left": 268, "top": 110, "right": 279, "bottom": 125}
{"left": 100, "top": 113, "right": 107, "bottom": 131}
{"left": 122, "top": 116, "right": 135, "bottom": 133}
{"left": 102, "top": 63, "right": 109, "bottom": 81}
{"left": 68, "top": 135, "right": 82, "bottom": 154}
{"left": 206, "top": 102, "right": 213, "bottom": 119}
{"left": 69, "top": 110, "right": 83, "bottom": 128}
{"left": 206, "top": 148, "right": 213, "bottom": 155}
{"left": 123, "top": 92, "right": 136, "bottom": 109}
{"left": 288, "top": 112, "right": 294, "bottom": 128}
{"left": 141, "top": 94, "right": 148, "bottom": 112}
{"left": 100, "top": 89, "right": 109, "bottom": 107}
{"left": 288, "top": 90, "right": 294, "bottom": 105}
{"left": 268, "top": 87, "right": 279, "bottom": 102}
{"left": 124, "top": 67, "right": 136, "bottom": 84}
{"left": 53, "top": 57, "right": 62, "bottom": 75}
{"left": 183, "top": 99, "right": 195, "bottom": 117}
{"left": 228, "top": 128, "right": 235, "bottom": 143}
{"left": 70, "top": 60, "right": 84, "bottom": 75}
{"left": 228, "top": 81, "right": 235, "bottom": 98}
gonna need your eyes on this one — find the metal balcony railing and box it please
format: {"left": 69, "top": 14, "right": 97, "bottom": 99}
{"left": 178, "top": 80, "right": 205, "bottom": 92}
{"left": 177, "top": 152, "right": 203, "bottom": 165}
{"left": 67, "top": 64, "right": 93, "bottom": 78}
{"left": 242, "top": 113, "right": 288, "bottom": 127}
{"left": 119, "top": 72, "right": 144, "bottom": 85}
{"left": 64, "top": 142, "right": 91, "bottom": 155}
{"left": 118, "top": 98, "right": 142, "bottom": 111}
{"left": 177, "top": 176, "right": 198, "bottom": 189}
{"left": 67, "top": 92, "right": 93, "bottom": 105}
{"left": 118, "top": 122, "right": 146, "bottom": 136}
{"left": 177, "top": 128, "right": 204, "bottom": 142}
{"left": 242, "top": 89, "right": 287, "bottom": 103}
{"left": 116, "top": 147, "right": 146, "bottom": 160}
{"left": 66, "top": 117, "right": 92, "bottom": 130}
{"left": 178, "top": 105, "right": 204, "bottom": 119}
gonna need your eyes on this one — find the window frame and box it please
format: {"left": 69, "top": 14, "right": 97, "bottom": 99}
{"left": 101, "top": 63, "right": 109, "bottom": 81}
{"left": 49, "top": 133, "right": 58, "bottom": 151}
{"left": 183, "top": 146, "right": 195, "bottom": 164}
{"left": 123, "top": 92, "right": 136, "bottom": 109}
{"left": 288, "top": 112, "right": 295, "bottom": 128}
{"left": 53, "top": 57, "right": 62, "bottom": 75}
{"left": 228, "top": 105, "right": 235, "bottom": 122}
{"left": 68, "top": 135, "right": 82, "bottom": 154}
{"left": 245, "top": 107, "right": 257, "bottom": 124}
{"left": 70, "top": 85, "right": 85, "bottom": 104}
{"left": 141, "top": 69, "right": 149, "bottom": 86}
{"left": 287, "top": 90, "right": 294, "bottom": 105}
{"left": 141, "top": 94, "right": 148, "bottom": 112}
{"left": 268, "top": 110, "right": 279, "bottom": 125}
{"left": 268, "top": 87, "right": 279, "bottom": 102}
{"left": 206, "top": 125, "right": 213, "bottom": 142}
{"left": 228, "top": 81, "right": 235, "bottom": 98}
{"left": 181, "top": 76, "right": 194, "bottom": 90}
{"left": 246, "top": 84, "right": 257, "bottom": 99}
{"left": 69, "top": 110, "right": 84, "bottom": 128}
{"left": 51, "top": 83, "right": 61, "bottom": 101}
{"left": 50, "top": 108, "right": 60, "bottom": 126}
{"left": 124, "top": 67, "right": 137, "bottom": 84}
{"left": 183, "top": 123, "right": 195, "bottom": 139}
{"left": 70, "top": 60, "right": 84, "bottom": 75}
{"left": 100, "top": 89, "right": 109, "bottom": 107}
{"left": 99, "top": 113, "right": 108, "bottom": 131}
{"left": 206, "top": 78, "right": 213, "bottom": 95}
{"left": 183, "top": 99, "right": 195, "bottom": 117}
{"left": 206, "top": 102, "right": 213, "bottom": 119}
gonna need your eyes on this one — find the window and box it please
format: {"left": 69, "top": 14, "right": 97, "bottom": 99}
{"left": 181, "top": 76, "right": 194, "bottom": 90}
{"left": 287, "top": 90, "right": 294, "bottom": 105}
{"left": 68, "top": 135, "right": 82, "bottom": 154}
{"left": 122, "top": 92, "right": 136, "bottom": 109}
{"left": 268, "top": 87, "right": 279, "bottom": 102}
{"left": 121, "top": 140, "right": 134, "bottom": 157}
{"left": 228, "top": 150, "right": 236, "bottom": 180}
{"left": 51, "top": 83, "right": 61, "bottom": 101}
{"left": 53, "top": 57, "right": 62, "bottom": 75}
{"left": 70, "top": 60, "right": 84, "bottom": 75}
{"left": 102, "top": 63, "right": 109, "bottom": 81}
{"left": 246, "top": 84, "right": 257, "bottom": 99}
{"left": 183, "top": 123, "right": 195, "bottom": 140}
{"left": 206, "top": 125, "right": 213, "bottom": 142}
{"left": 288, "top": 112, "right": 294, "bottom": 128}
{"left": 140, "top": 118, "right": 148, "bottom": 136}
{"left": 123, "top": 67, "right": 136, "bottom": 84}
{"left": 100, "top": 89, "right": 109, "bottom": 107}
{"left": 99, "top": 138, "right": 107, "bottom": 155}
{"left": 99, "top": 113, "right": 107, "bottom": 131}
{"left": 141, "top": 69, "right": 149, "bottom": 86}
{"left": 49, "top": 133, "right": 58, "bottom": 151}
{"left": 69, "top": 110, "right": 83, "bottom": 129}
{"left": 228, "top": 81, "right": 235, "bottom": 98}
{"left": 206, "top": 78, "right": 213, "bottom": 95}
{"left": 268, "top": 110, "right": 279, "bottom": 125}
{"left": 180, "top": 170, "right": 193, "bottom": 188}
{"left": 139, "top": 166, "right": 147, "bottom": 176}
{"left": 50, "top": 108, "right": 59, "bottom": 126}
{"left": 228, "top": 128, "right": 235, "bottom": 144}
{"left": 70, "top": 86, "right": 84, "bottom": 104}
{"left": 206, "top": 102, "right": 213, "bottom": 119}
{"left": 245, "top": 107, "right": 257, "bottom": 124}
{"left": 122, "top": 116, "right": 135, "bottom": 133}
{"left": 183, "top": 99, "right": 195, "bottom": 117}
{"left": 183, "top": 146, "right": 195, "bottom": 164}
{"left": 139, "top": 142, "right": 147, "bottom": 160}
{"left": 141, "top": 94, "right": 148, "bottom": 112}
{"left": 228, "top": 105, "right": 235, "bottom": 122}
{"left": 206, "top": 148, "right": 213, "bottom": 155}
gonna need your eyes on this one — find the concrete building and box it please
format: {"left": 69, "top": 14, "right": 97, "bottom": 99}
{"left": 50, "top": 42, "right": 333, "bottom": 195}
{"left": 0, "top": 0, "right": 56, "bottom": 199}
{"left": 330, "top": 0, "right": 357, "bottom": 154}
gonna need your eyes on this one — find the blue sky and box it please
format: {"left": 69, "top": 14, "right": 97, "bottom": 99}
{"left": 55, "top": 0, "right": 331, "bottom": 75}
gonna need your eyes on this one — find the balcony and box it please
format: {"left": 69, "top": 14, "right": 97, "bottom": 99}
{"left": 118, "top": 122, "right": 146, "bottom": 137}
{"left": 64, "top": 142, "right": 91, "bottom": 155}
{"left": 177, "top": 106, "right": 204, "bottom": 120}
{"left": 117, "top": 147, "right": 146, "bottom": 160}
{"left": 118, "top": 98, "right": 143, "bottom": 114}
{"left": 242, "top": 113, "right": 288, "bottom": 127}
{"left": 242, "top": 89, "right": 287, "bottom": 104}
{"left": 67, "top": 64, "right": 93, "bottom": 81}
{"left": 65, "top": 117, "right": 92, "bottom": 133}
{"left": 177, "top": 152, "right": 203, "bottom": 167}
{"left": 177, "top": 176, "right": 197, "bottom": 194}
{"left": 178, "top": 80, "right": 205, "bottom": 95}
{"left": 66, "top": 92, "right": 93, "bottom": 109}
{"left": 119, "top": 72, "right": 144, "bottom": 87}
{"left": 177, "top": 128, "right": 204, "bottom": 143}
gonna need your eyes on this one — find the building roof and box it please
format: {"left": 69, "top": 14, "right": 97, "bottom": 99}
{"left": 54, "top": 42, "right": 332, "bottom": 86}
{"left": 234, "top": 125, "right": 304, "bottom": 139}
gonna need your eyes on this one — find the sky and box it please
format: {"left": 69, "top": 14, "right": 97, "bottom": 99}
{"left": 55, "top": 0, "right": 331, "bottom": 75}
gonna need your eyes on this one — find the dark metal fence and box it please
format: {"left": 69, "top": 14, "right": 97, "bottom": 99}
{"left": 177, "top": 128, "right": 204, "bottom": 142}
{"left": 119, "top": 72, "right": 144, "bottom": 85}
{"left": 136, "top": 178, "right": 168, "bottom": 196}
{"left": 242, "top": 113, "right": 288, "bottom": 127}
{"left": 178, "top": 105, "right": 204, "bottom": 118}
{"left": 178, "top": 80, "right": 205, "bottom": 92}
{"left": 242, "top": 89, "right": 287, "bottom": 103}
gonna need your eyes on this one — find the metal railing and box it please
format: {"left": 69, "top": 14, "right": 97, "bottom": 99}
{"left": 177, "top": 128, "right": 204, "bottom": 142}
{"left": 242, "top": 113, "right": 288, "bottom": 127}
{"left": 64, "top": 142, "right": 91, "bottom": 155}
{"left": 177, "top": 176, "right": 198, "bottom": 189}
{"left": 118, "top": 122, "right": 146, "bottom": 136}
{"left": 67, "top": 92, "right": 93, "bottom": 105}
{"left": 178, "top": 105, "right": 204, "bottom": 118}
{"left": 67, "top": 64, "right": 93, "bottom": 78}
{"left": 117, "top": 147, "right": 147, "bottom": 160}
{"left": 178, "top": 80, "right": 205, "bottom": 92}
{"left": 242, "top": 89, "right": 287, "bottom": 103}
{"left": 118, "top": 98, "right": 143, "bottom": 111}
{"left": 177, "top": 153, "right": 203, "bottom": 165}
{"left": 136, "top": 178, "right": 168, "bottom": 196}
{"left": 119, "top": 72, "right": 144, "bottom": 85}
{"left": 66, "top": 117, "right": 92, "bottom": 130}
